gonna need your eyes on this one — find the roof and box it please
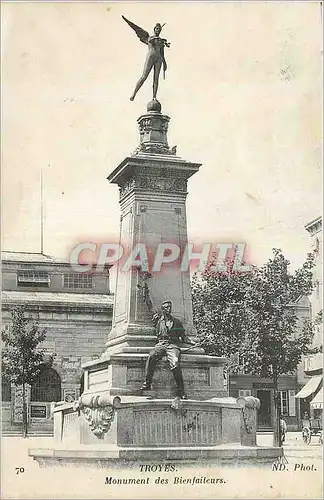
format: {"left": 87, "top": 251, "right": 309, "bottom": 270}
{"left": 1, "top": 251, "right": 111, "bottom": 269}
{"left": 2, "top": 290, "right": 114, "bottom": 307}
{"left": 1, "top": 251, "right": 55, "bottom": 263}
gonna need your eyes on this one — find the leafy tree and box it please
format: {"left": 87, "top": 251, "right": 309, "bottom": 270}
{"left": 192, "top": 248, "right": 318, "bottom": 446}
{"left": 1, "top": 306, "right": 46, "bottom": 438}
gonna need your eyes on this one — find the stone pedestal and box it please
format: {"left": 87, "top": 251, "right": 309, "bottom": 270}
{"left": 29, "top": 395, "right": 282, "bottom": 467}
{"left": 81, "top": 100, "right": 220, "bottom": 400}
{"left": 29, "top": 101, "right": 281, "bottom": 467}
{"left": 83, "top": 353, "right": 227, "bottom": 400}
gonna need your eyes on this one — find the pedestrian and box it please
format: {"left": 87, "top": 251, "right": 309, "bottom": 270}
{"left": 279, "top": 414, "right": 287, "bottom": 445}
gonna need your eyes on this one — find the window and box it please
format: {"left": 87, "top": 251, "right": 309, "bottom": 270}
{"left": 17, "top": 266, "right": 49, "bottom": 287}
{"left": 63, "top": 273, "right": 93, "bottom": 289}
{"left": 279, "top": 391, "right": 289, "bottom": 416}
{"left": 239, "top": 390, "right": 252, "bottom": 397}
{"left": 288, "top": 390, "right": 296, "bottom": 416}
{"left": 31, "top": 368, "right": 61, "bottom": 402}
{"left": 2, "top": 381, "right": 11, "bottom": 402}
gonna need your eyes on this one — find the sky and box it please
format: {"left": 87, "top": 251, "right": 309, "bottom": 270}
{"left": 1, "top": 1, "right": 322, "bottom": 271}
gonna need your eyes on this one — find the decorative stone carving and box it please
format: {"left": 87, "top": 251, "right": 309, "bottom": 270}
{"left": 135, "top": 111, "right": 171, "bottom": 155}
{"left": 138, "top": 176, "right": 157, "bottom": 190}
{"left": 133, "top": 142, "right": 174, "bottom": 156}
{"left": 79, "top": 393, "right": 121, "bottom": 438}
{"left": 236, "top": 396, "right": 260, "bottom": 434}
{"left": 135, "top": 165, "right": 188, "bottom": 178}
{"left": 119, "top": 175, "right": 188, "bottom": 200}
{"left": 81, "top": 405, "right": 114, "bottom": 438}
{"left": 242, "top": 407, "right": 253, "bottom": 434}
{"left": 138, "top": 117, "right": 152, "bottom": 133}
{"left": 170, "top": 397, "right": 186, "bottom": 415}
{"left": 160, "top": 121, "right": 169, "bottom": 133}
{"left": 166, "top": 178, "right": 187, "bottom": 192}
{"left": 119, "top": 178, "right": 136, "bottom": 199}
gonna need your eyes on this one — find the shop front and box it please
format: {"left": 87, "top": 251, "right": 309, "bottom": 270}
{"left": 229, "top": 374, "right": 300, "bottom": 431}
{"left": 295, "top": 374, "right": 322, "bottom": 421}
{"left": 310, "top": 386, "right": 323, "bottom": 420}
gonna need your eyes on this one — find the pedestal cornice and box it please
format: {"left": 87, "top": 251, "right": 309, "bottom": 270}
{"left": 108, "top": 155, "right": 201, "bottom": 185}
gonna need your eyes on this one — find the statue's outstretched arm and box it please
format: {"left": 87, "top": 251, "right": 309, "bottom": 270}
{"left": 122, "top": 15, "right": 149, "bottom": 45}
{"left": 161, "top": 38, "right": 171, "bottom": 48}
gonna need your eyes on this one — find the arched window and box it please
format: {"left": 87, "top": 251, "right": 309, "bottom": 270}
{"left": 1, "top": 380, "right": 11, "bottom": 402}
{"left": 31, "top": 368, "right": 61, "bottom": 402}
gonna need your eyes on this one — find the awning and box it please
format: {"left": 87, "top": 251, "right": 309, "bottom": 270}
{"left": 295, "top": 375, "right": 322, "bottom": 399}
{"left": 310, "top": 388, "right": 323, "bottom": 409}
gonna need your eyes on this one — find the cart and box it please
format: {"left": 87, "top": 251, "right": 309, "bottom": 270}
{"left": 301, "top": 418, "right": 323, "bottom": 445}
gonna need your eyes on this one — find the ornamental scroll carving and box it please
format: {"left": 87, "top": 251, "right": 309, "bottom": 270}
{"left": 119, "top": 176, "right": 187, "bottom": 199}
{"left": 236, "top": 396, "right": 260, "bottom": 435}
{"left": 138, "top": 118, "right": 169, "bottom": 135}
{"left": 78, "top": 393, "right": 121, "bottom": 438}
{"left": 82, "top": 405, "right": 114, "bottom": 437}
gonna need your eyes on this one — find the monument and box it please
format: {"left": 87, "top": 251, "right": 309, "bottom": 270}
{"left": 29, "top": 17, "right": 281, "bottom": 467}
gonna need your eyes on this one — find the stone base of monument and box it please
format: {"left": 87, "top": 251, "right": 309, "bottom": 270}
{"left": 27, "top": 99, "right": 283, "bottom": 468}
{"left": 81, "top": 350, "right": 229, "bottom": 401}
{"left": 29, "top": 445, "right": 282, "bottom": 469}
{"left": 28, "top": 395, "right": 282, "bottom": 468}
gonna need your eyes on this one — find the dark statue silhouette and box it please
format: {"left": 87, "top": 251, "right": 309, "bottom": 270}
{"left": 122, "top": 16, "right": 170, "bottom": 101}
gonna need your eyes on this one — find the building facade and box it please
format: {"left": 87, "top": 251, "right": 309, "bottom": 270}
{"left": 1, "top": 251, "right": 113, "bottom": 434}
{"left": 295, "top": 217, "right": 323, "bottom": 419}
{"left": 228, "top": 218, "right": 324, "bottom": 432}
{"left": 228, "top": 295, "right": 311, "bottom": 431}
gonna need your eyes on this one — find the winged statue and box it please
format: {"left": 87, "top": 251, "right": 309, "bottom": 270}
{"left": 122, "top": 15, "right": 170, "bottom": 101}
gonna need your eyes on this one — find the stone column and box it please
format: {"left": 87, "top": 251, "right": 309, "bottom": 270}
{"left": 81, "top": 100, "right": 227, "bottom": 400}
{"left": 105, "top": 100, "right": 201, "bottom": 353}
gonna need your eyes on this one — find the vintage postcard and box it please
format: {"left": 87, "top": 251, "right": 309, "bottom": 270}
{"left": 1, "top": 1, "right": 322, "bottom": 499}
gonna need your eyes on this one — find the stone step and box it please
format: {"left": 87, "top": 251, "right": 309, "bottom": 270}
{"left": 2, "top": 427, "right": 53, "bottom": 437}
{"left": 257, "top": 427, "right": 273, "bottom": 433}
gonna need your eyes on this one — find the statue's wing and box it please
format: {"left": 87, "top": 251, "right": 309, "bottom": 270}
{"left": 122, "top": 15, "right": 149, "bottom": 44}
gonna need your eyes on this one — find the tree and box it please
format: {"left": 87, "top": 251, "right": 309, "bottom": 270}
{"left": 192, "top": 248, "right": 319, "bottom": 446}
{"left": 2, "top": 306, "right": 46, "bottom": 438}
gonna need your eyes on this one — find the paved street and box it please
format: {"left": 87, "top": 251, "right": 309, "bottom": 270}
{"left": 258, "top": 431, "right": 323, "bottom": 466}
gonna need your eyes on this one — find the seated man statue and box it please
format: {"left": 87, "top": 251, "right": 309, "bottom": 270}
{"left": 140, "top": 300, "right": 196, "bottom": 399}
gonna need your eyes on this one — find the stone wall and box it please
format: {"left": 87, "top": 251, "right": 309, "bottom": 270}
{"left": 1, "top": 301, "right": 112, "bottom": 431}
